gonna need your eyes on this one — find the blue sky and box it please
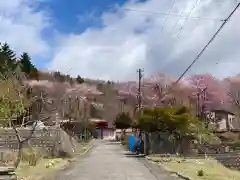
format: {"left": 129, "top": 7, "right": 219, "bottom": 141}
{"left": 30, "top": 0, "right": 150, "bottom": 72}
{"left": 0, "top": 0, "right": 240, "bottom": 81}
{"left": 39, "top": 0, "right": 127, "bottom": 34}
{"left": 32, "top": 0, "right": 128, "bottom": 69}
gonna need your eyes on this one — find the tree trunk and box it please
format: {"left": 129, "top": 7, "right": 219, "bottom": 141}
{"left": 139, "top": 130, "right": 142, "bottom": 139}
{"left": 84, "top": 128, "right": 87, "bottom": 141}
{"left": 144, "top": 132, "right": 150, "bottom": 155}
{"left": 14, "top": 142, "right": 23, "bottom": 168}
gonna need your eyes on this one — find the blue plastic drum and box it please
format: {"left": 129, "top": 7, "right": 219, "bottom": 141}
{"left": 128, "top": 135, "right": 136, "bottom": 152}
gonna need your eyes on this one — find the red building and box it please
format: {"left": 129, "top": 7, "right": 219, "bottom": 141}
{"left": 89, "top": 118, "right": 114, "bottom": 139}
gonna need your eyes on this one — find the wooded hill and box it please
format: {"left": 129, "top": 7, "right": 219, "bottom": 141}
{"left": 0, "top": 42, "right": 123, "bottom": 127}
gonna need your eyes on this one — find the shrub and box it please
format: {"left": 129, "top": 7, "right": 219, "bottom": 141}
{"left": 21, "top": 148, "right": 42, "bottom": 166}
{"left": 0, "top": 150, "right": 17, "bottom": 165}
{"left": 120, "top": 134, "right": 125, "bottom": 142}
{"left": 197, "top": 169, "right": 204, "bottom": 176}
{"left": 53, "top": 129, "right": 75, "bottom": 158}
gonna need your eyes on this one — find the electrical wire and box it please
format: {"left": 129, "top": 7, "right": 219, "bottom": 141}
{"left": 162, "top": 2, "right": 240, "bottom": 99}
{"left": 174, "top": 0, "right": 201, "bottom": 41}
{"left": 122, "top": 8, "right": 224, "bottom": 22}
{"left": 160, "top": 0, "right": 177, "bottom": 33}
{"left": 169, "top": 2, "right": 189, "bottom": 36}
{"left": 174, "top": 2, "right": 240, "bottom": 84}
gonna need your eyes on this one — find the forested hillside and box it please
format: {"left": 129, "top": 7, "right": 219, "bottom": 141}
{"left": 1, "top": 42, "right": 240, "bottom": 129}
{"left": 0, "top": 42, "right": 122, "bottom": 127}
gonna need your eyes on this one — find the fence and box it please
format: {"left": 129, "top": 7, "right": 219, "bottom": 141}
{"left": 147, "top": 132, "right": 240, "bottom": 169}
{"left": 0, "top": 127, "right": 61, "bottom": 150}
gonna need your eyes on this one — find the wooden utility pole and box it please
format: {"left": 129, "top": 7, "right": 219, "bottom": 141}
{"left": 137, "top": 68, "right": 143, "bottom": 112}
{"left": 137, "top": 68, "right": 149, "bottom": 155}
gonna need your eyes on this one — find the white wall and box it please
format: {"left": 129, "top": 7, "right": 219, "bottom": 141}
{"left": 103, "top": 129, "right": 114, "bottom": 138}
{"left": 228, "top": 114, "right": 236, "bottom": 130}
{"left": 213, "top": 111, "right": 237, "bottom": 131}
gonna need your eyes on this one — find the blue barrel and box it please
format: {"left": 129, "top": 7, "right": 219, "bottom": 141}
{"left": 128, "top": 135, "right": 136, "bottom": 152}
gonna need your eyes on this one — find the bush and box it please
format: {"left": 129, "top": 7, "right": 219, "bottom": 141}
{"left": 197, "top": 169, "right": 204, "bottom": 176}
{"left": 121, "top": 135, "right": 129, "bottom": 147}
{"left": 120, "top": 134, "right": 125, "bottom": 142}
{"left": 45, "top": 159, "right": 60, "bottom": 168}
{"left": 53, "top": 129, "right": 76, "bottom": 158}
{"left": 0, "top": 150, "right": 17, "bottom": 165}
{"left": 21, "top": 148, "right": 42, "bottom": 166}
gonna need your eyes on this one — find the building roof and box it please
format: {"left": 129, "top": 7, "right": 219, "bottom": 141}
{"left": 115, "top": 128, "right": 133, "bottom": 133}
{"left": 91, "top": 102, "right": 104, "bottom": 110}
{"left": 211, "top": 108, "right": 235, "bottom": 115}
{"left": 210, "top": 103, "right": 235, "bottom": 115}
{"left": 89, "top": 118, "right": 107, "bottom": 123}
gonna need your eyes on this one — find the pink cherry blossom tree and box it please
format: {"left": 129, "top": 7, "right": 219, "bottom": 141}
{"left": 25, "top": 80, "right": 102, "bottom": 125}
{"left": 116, "top": 73, "right": 176, "bottom": 111}
{"left": 187, "top": 74, "right": 229, "bottom": 110}
{"left": 185, "top": 74, "right": 230, "bottom": 127}
{"left": 224, "top": 76, "right": 240, "bottom": 112}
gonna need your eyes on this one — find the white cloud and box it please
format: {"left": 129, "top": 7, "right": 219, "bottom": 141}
{"left": 0, "top": 0, "right": 50, "bottom": 56}
{"left": 1, "top": 0, "right": 239, "bottom": 81}
{"left": 39, "top": 0, "right": 240, "bottom": 81}
{"left": 2, "top": 0, "right": 239, "bottom": 81}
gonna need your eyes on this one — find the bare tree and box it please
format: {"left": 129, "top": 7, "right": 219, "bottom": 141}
{"left": 227, "top": 80, "right": 240, "bottom": 111}
{"left": 0, "top": 68, "right": 52, "bottom": 168}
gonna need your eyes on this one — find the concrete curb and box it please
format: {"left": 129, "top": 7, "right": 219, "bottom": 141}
{"left": 145, "top": 157, "right": 192, "bottom": 180}
{"left": 40, "top": 141, "right": 94, "bottom": 180}
{"left": 138, "top": 157, "right": 179, "bottom": 180}
{"left": 157, "top": 163, "right": 191, "bottom": 180}
{"left": 175, "top": 172, "right": 191, "bottom": 180}
{"left": 60, "top": 142, "right": 94, "bottom": 170}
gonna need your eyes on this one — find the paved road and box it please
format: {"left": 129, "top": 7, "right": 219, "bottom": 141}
{"left": 56, "top": 140, "right": 176, "bottom": 180}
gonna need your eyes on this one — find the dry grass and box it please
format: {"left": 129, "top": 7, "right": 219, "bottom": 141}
{"left": 0, "top": 150, "right": 18, "bottom": 166}
{"left": 16, "top": 158, "right": 69, "bottom": 180}
{"left": 148, "top": 155, "right": 240, "bottom": 180}
{"left": 74, "top": 141, "right": 90, "bottom": 155}
{"left": 15, "top": 141, "right": 91, "bottom": 180}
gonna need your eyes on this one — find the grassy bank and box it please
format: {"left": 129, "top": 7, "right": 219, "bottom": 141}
{"left": 16, "top": 141, "right": 92, "bottom": 180}
{"left": 16, "top": 158, "right": 69, "bottom": 180}
{"left": 147, "top": 155, "right": 240, "bottom": 180}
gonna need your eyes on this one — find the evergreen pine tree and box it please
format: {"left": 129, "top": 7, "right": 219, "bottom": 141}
{"left": 1, "top": 43, "right": 16, "bottom": 60}
{"left": 76, "top": 75, "right": 84, "bottom": 84}
{"left": 19, "top": 52, "right": 38, "bottom": 79}
{"left": 0, "top": 43, "right": 5, "bottom": 74}
{"left": 0, "top": 43, "right": 17, "bottom": 73}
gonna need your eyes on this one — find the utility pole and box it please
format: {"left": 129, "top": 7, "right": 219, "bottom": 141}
{"left": 137, "top": 68, "right": 149, "bottom": 155}
{"left": 161, "top": 2, "right": 240, "bottom": 101}
{"left": 137, "top": 68, "right": 143, "bottom": 113}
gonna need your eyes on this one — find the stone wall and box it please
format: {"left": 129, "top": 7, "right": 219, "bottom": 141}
{"left": 0, "top": 127, "right": 84, "bottom": 161}
{"left": 0, "top": 127, "right": 61, "bottom": 150}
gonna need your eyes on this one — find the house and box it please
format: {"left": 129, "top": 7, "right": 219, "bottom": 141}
{"left": 89, "top": 118, "right": 115, "bottom": 139}
{"left": 210, "top": 108, "right": 240, "bottom": 132}
{"left": 115, "top": 128, "right": 134, "bottom": 139}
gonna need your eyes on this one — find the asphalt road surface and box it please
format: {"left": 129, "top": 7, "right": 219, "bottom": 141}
{"left": 55, "top": 140, "right": 177, "bottom": 180}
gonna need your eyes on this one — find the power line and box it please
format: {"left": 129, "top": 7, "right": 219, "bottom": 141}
{"left": 154, "top": 1, "right": 240, "bottom": 102}
{"left": 174, "top": 2, "right": 240, "bottom": 85}
{"left": 122, "top": 8, "right": 225, "bottom": 22}
{"left": 174, "top": 0, "right": 201, "bottom": 40}
{"left": 169, "top": 2, "right": 189, "bottom": 36}
{"left": 161, "top": 0, "right": 177, "bottom": 33}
